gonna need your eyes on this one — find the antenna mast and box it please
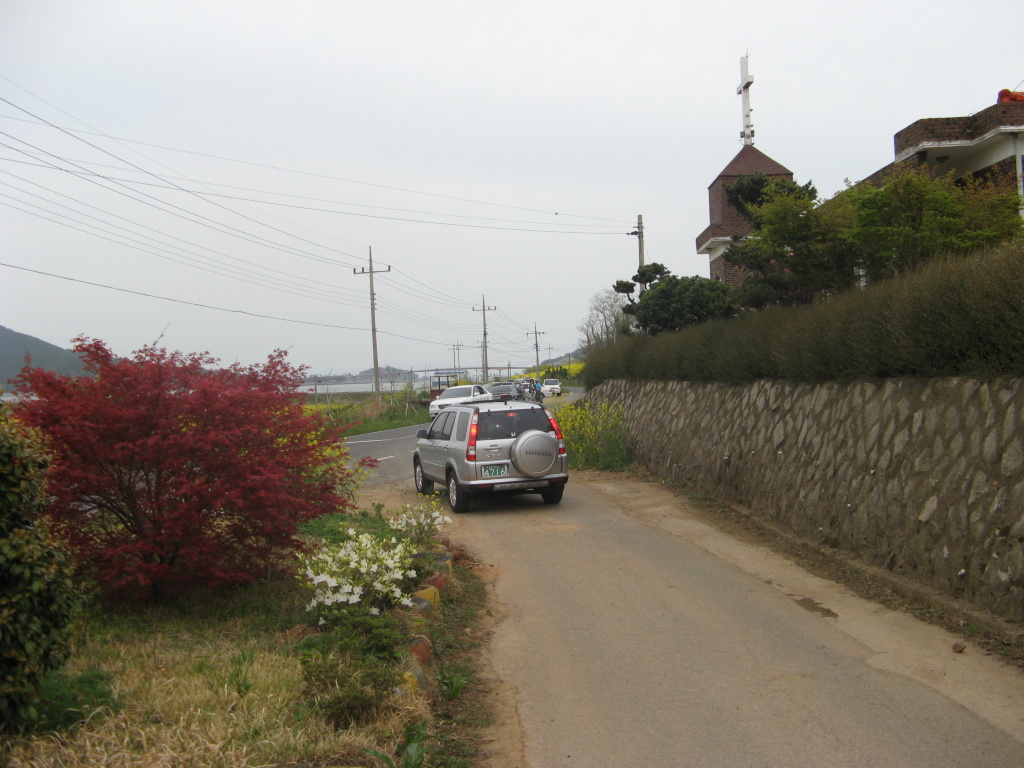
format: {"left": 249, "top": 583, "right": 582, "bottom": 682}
{"left": 738, "top": 55, "right": 755, "bottom": 145}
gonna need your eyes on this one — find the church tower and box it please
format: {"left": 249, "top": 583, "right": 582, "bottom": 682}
{"left": 695, "top": 57, "right": 794, "bottom": 285}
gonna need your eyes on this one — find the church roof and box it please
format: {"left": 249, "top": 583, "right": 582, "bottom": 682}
{"left": 713, "top": 144, "right": 793, "bottom": 181}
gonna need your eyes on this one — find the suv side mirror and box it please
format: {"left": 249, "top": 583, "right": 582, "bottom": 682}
{"left": 416, "top": 429, "right": 428, "bottom": 439}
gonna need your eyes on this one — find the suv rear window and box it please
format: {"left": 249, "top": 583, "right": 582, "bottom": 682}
{"left": 477, "top": 408, "right": 551, "bottom": 440}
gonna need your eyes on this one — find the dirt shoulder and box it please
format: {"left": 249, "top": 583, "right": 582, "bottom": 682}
{"left": 607, "top": 466, "right": 1024, "bottom": 669}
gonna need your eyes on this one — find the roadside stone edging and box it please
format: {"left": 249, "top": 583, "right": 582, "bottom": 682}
{"left": 401, "top": 548, "right": 453, "bottom": 694}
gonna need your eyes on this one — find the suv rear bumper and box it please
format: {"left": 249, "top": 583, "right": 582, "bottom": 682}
{"left": 462, "top": 474, "right": 568, "bottom": 494}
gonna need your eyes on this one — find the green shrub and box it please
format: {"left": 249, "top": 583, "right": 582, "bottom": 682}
{"left": 295, "top": 605, "right": 408, "bottom": 663}
{"left": 0, "top": 401, "right": 80, "bottom": 732}
{"left": 585, "top": 240, "right": 1024, "bottom": 386}
{"left": 557, "top": 401, "right": 632, "bottom": 471}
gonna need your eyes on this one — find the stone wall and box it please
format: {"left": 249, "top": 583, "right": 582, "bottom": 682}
{"left": 589, "top": 378, "right": 1024, "bottom": 623}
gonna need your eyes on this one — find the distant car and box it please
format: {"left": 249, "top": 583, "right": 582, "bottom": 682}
{"left": 485, "top": 383, "right": 519, "bottom": 401}
{"left": 413, "top": 399, "right": 569, "bottom": 513}
{"left": 541, "top": 379, "right": 562, "bottom": 397}
{"left": 428, "top": 384, "right": 492, "bottom": 417}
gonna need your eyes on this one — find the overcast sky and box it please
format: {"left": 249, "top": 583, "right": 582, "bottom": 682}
{"left": 2, "top": 1, "right": 1021, "bottom": 380}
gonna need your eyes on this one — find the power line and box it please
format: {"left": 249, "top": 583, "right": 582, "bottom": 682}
{"left": 0, "top": 85, "right": 614, "bottom": 351}
{"left": 0, "top": 261, "right": 451, "bottom": 346}
{"left": 0, "top": 86, "right": 634, "bottom": 226}
{"left": 0, "top": 98, "right": 380, "bottom": 261}
{"left": 1, "top": 150, "right": 487, "bottom": 321}
{"left": 0, "top": 141, "right": 625, "bottom": 234}
{"left": 388, "top": 266, "right": 478, "bottom": 308}
{"left": 0, "top": 153, "right": 630, "bottom": 230}
{"left": 0, "top": 196, "right": 355, "bottom": 305}
{"left": 0, "top": 134, "right": 360, "bottom": 269}
{"left": 0, "top": 181, "right": 498, "bottom": 340}
{"left": 0, "top": 170, "right": 368, "bottom": 300}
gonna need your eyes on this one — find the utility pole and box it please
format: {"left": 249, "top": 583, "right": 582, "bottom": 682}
{"left": 353, "top": 246, "right": 390, "bottom": 396}
{"left": 472, "top": 296, "right": 496, "bottom": 382}
{"left": 528, "top": 323, "right": 546, "bottom": 372}
{"left": 449, "top": 341, "right": 464, "bottom": 381}
{"left": 636, "top": 214, "right": 645, "bottom": 270}
{"left": 630, "top": 214, "right": 646, "bottom": 292}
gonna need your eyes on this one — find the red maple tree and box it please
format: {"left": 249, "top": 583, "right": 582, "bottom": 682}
{"left": 15, "top": 337, "right": 364, "bottom": 600}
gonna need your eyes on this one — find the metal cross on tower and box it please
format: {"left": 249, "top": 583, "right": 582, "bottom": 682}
{"left": 738, "top": 55, "right": 755, "bottom": 145}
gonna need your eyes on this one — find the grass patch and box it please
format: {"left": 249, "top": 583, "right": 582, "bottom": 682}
{"left": 3, "top": 573, "right": 394, "bottom": 767}
{"left": 300, "top": 503, "right": 400, "bottom": 545}
{"left": 4, "top": 496, "right": 490, "bottom": 768}
{"left": 427, "top": 562, "right": 491, "bottom": 766}
{"left": 342, "top": 399, "right": 431, "bottom": 437}
{"left": 28, "top": 669, "right": 123, "bottom": 733}
{"left": 306, "top": 395, "right": 431, "bottom": 438}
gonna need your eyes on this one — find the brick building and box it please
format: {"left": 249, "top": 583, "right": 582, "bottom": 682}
{"left": 696, "top": 91, "right": 1024, "bottom": 283}
{"left": 696, "top": 56, "right": 797, "bottom": 286}
{"left": 866, "top": 99, "right": 1024, "bottom": 216}
{"left": 695, "top": 144, "right": 793, "bottom": 286}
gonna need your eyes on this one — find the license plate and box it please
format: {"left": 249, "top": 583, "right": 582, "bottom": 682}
{"left": 481, "top": 464, "right": 508, "bottom": 478}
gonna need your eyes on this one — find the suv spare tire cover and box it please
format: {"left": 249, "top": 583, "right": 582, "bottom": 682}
{"left": 510, "top": 429, "right": 558, "bottom": 478}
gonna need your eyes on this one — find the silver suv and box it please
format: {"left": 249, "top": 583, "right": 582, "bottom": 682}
{"left": 413, "top": 400, "right": 569, "bottom": 513}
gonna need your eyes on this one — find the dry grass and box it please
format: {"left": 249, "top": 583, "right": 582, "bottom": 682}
{"left": 4, "top": 580, "right": 430, "bottom": 768}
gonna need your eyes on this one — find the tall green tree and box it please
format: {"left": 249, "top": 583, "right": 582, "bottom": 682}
{"left": 724, "top": 172, "right": 817, "bottom": 223}
{"left": 725, "top": 166, "right": 1021, "bottom": 309}
{"left": 845, "top": 166, "right": 1022, "bottom": 280}
{"left": 614, "top": 265, "right": 735, "bottom": 335}
{"left": 725, "top": 180, "right": 858, "bottom": 308}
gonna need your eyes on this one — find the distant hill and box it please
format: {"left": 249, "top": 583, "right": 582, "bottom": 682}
{"left": 0, "top": 325, "right": 85, "bottom": 389}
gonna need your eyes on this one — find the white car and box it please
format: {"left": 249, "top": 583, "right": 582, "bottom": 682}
{"left": 541, "top": 379, "right": 562, "bottom": 396}
{"left": 428, "top": 384, "right": 492, "bottom": 417}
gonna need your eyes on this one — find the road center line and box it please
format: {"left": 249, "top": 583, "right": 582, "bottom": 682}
{"left": 346, "top": 435, "right": 417, "bottom": 444}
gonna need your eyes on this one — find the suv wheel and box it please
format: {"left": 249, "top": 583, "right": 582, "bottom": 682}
{"left": 447, "top": 471, "right": 472, "bottom": 514}
{"left": 414, "top": 459, "right": 434, "bottom": 495}
{"left": 541, "top": 485, "right": 564, "bottom": 504}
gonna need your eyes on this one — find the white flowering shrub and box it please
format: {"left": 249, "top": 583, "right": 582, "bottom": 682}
{"left": 301, "top": 529, "right": 419, "bottom": 617}
{"left": 385, "top": 496, "right": 453, "bottom": 549}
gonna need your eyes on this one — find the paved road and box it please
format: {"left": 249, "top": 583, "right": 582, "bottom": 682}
{"left": 345, "top": 423, "right": 427, "bottom": 487}
{"left": 355, "top": 428, "right": 1024, "bottom": 767}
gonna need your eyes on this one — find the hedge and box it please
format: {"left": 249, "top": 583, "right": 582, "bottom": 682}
{"left": 584, "top": 240, "right": 1024, "bottom": 387}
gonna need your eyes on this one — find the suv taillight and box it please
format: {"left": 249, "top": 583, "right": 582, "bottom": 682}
{"left": 545, "top": 408, "right": 566, "bottom": 455}
{"left": 466, "top": 413, "right": 478, "bottom": 461}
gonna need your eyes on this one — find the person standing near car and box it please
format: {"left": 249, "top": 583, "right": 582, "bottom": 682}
{"left": 535, "top": 378, "right": 544, "bottom": 402}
